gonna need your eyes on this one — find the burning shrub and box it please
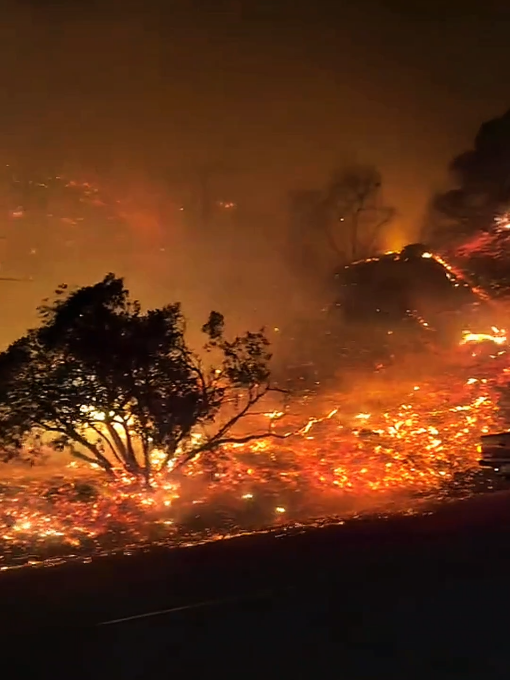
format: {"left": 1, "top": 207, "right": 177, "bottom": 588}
{"left": 0, "top": 274, "right": 284, "bottom": 485}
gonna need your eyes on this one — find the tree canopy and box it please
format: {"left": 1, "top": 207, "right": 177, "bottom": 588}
{"left": 0, "top": 274, "right": 280, "bottom": 485}
{"left": 426, "top": 108, "right": 510, "bottom": 244}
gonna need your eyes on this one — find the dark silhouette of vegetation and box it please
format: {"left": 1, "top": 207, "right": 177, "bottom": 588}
{"left": 322, "top": 166, "right": 395, "bottom": 262}
{"left": 426, "top": 108, "right": 510, "bottom": 245}
{"left": 289, "top": 165, "right": 395, "bottom": 271}
{"left": 335, "top": 245, "right": 476, "bottom": 323}
{"left": 0, "top": 274, "right": 284, "bottom": 485}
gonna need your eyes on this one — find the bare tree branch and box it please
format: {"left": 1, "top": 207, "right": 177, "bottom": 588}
{"left": 167, "top": 386, "right": 286, "bottom": 473}
{"left": 88, "top": 422, "right": 124, "bottom": 467}
{"left": 321, "top": 165, "right": 395, "bottom": 262}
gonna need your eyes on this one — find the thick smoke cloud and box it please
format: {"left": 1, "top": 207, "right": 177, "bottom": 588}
{"left": 2, "top": 0, "right": 510, "bottom": 347}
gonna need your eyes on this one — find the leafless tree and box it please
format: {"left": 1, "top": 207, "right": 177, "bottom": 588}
{"left": 321, "top": 165, "right": 395, "bottom": 262}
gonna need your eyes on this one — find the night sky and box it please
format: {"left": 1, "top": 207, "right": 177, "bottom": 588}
{"left": 1, "top": 0, "right": 510, "bottom": 343}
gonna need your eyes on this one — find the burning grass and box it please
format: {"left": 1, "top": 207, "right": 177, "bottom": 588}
{"left": 1, "top": 330, "right": 508, "bottom": 571}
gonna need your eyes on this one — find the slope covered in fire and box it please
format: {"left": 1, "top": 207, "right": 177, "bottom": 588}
{"left": 275, "top": 244, "right": 499, "bottom": 384}
{"left": 332, "top": 244, "right": 495, "bottom": 345}
{"left": 451, "top": 220, "right": 510, "bottom": 298}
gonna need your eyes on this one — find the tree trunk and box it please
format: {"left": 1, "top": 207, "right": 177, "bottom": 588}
{"left": 105, "top": 422, "right": 139, "bottom": 474}
{"left": 141, "top": 439, "right": 152, "bottom": 489}
{"left": 68, "top": 430, "right": 115, "bottom": 474}
{"left": 124, "top": 427, "right": 138, "bottom": 472}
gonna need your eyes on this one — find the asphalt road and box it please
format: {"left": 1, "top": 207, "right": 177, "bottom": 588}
{"left": 3, "top": 492, "right": 510, "bottom": 678}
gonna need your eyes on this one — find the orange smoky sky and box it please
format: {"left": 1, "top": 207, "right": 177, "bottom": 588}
{"left": 1, "top": 0, "right": 510, "bottom": 345}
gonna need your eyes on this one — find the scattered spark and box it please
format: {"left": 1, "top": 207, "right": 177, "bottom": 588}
{"left": 0, "top": 248, "right": 509, "bottom": 570}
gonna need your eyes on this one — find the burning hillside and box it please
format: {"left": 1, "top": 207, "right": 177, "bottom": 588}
{"left": 1, "top": 254, "right": 509, "bottom": 571}
{"left": 275, "top": 245, "right": 499, "bottom": 385}
{"left": 334, "top": 245, "right": 491, "bottom": 333}
{"left": 447, "top": 216, "right": 510, "bottom": 298}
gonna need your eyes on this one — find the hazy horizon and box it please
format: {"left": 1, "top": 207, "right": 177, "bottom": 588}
{"left": 1, "top": 0, "right": 509, "bottom": 345}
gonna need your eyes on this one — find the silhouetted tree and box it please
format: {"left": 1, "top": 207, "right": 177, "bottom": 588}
{"left": 289, "top": 166, "right": 395, "bottom": 270}
{"left": 0, "top": 274, "right": 283, "bottom": 485}
{"left": 426, "top": 108, "right": 510, "bottom": 245}
{"left": 322, "top": 166, "right": 395, "bottom": 261}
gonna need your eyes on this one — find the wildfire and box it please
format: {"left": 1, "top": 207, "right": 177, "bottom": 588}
{"left": 0, "top": 329, "right": 508, "bottom": 571}
{"left": 0, "top": 242, "right": 509, "bottom": 571}
{"left": 460, "top": 327, "right": 507, "bottom": 346}
{"left": 420, "top": 251, "right": 491, "bottom": 301}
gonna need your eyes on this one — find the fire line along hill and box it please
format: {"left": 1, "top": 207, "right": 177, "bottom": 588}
{"left": 276, "top": 244, "right": 498, "bottom": 383}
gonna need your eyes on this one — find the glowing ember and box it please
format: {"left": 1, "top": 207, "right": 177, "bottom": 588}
{"left": 460, "top": 328, "right": 507, "bottom": 346}
{"left": 0, "top": 243, "right": 509, "bottom": 571}
{"left": 0, "top": 334, "right": 508, "bottom": 571}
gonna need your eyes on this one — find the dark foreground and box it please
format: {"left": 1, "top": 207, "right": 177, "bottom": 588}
{"left": 3, "top": 492, "right": 510, "bottom": 678}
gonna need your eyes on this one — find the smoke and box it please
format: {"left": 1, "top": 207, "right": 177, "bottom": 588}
{"left": 0, "top": 0, "right": 471, "bottom": 350}
{"left": 0, "top": 163, "right": 331, "bottom": 360}
{"left": 0, "top": 4, "right": 330, "bottom": 349}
